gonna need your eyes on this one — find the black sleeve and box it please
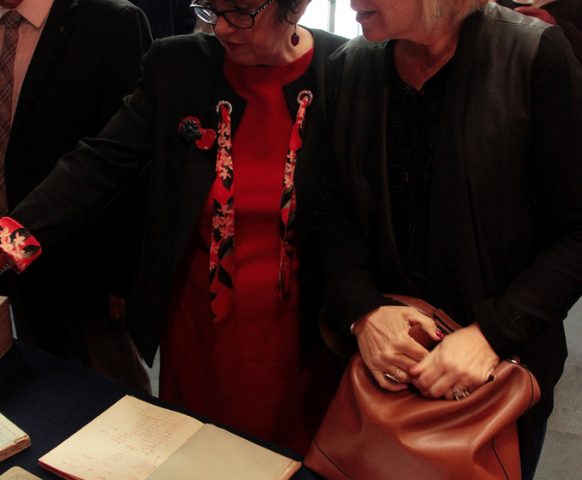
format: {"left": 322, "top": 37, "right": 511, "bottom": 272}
{"left": 315, "top": 49, "right": 392, "bottom": 341}
{"left": 473, "top": 27, "right": 582, "bottom": 355}
{"left": 9, "top": 40, "right": 164, "bottom": 247}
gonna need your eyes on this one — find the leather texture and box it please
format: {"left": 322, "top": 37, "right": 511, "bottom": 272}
{"left": 304, "top": 295, "right": 541, "bottom": 480}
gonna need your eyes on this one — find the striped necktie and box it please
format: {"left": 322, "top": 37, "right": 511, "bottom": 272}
{"left": 0, "top": 10, "right": 24, "bottom": 214}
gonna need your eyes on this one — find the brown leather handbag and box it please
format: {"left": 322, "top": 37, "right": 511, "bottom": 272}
{"left": 304, "top": 295, "right": 541, "bottom": 480}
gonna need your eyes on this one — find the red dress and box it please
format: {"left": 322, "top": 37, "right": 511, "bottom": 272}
{"left": 159, "top": 49, "right": 340, "bottom": 454}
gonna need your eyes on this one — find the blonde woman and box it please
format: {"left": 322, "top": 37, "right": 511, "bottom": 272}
{"left": 318, "top": 1, "right": 582, "bottom": 478}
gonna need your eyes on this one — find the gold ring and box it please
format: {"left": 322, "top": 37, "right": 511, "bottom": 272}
{"left": 383, "top": 372, "right": 400, "bottom": 384}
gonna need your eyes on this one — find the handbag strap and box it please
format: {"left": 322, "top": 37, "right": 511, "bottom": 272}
{"left": 387, "top": 294, "right": 461, "bottom": 350}
{"left": 388, "top": 294, "right": 462, "bottom": 329}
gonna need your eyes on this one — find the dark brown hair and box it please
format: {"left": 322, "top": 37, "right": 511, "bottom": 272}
{"left": 275, "top": 0, "right": 306, "bottom": 23}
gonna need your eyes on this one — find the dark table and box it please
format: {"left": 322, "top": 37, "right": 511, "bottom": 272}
{"left": 0, "top": 340, "right": 321, "bottom": 479}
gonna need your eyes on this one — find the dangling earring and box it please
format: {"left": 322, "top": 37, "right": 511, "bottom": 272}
{"left": 290, "top": 24, "right": 300, "bottom": 47}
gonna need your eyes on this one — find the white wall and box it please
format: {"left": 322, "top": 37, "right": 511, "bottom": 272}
{"left": 300, "top": 0, "right": 362, "bottom": 39}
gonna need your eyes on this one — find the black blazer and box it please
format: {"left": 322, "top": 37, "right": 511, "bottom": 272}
{"left": 3, "top": 0, "right": 151, "bottom": 319}
{"left": 6, "top": 0, "right": 151, "bottom": 206}
{"left": 318, "top": 4, "right": 582, "bottom": 421}
{"left": 10, "top": 29, "right": 347, "bottom": 365}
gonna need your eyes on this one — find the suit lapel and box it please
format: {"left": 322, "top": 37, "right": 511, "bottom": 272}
{"left": 11, "top": 0, "right": 77, "bottom": 138}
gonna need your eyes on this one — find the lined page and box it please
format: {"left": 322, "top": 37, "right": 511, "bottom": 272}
{"left": 39, "top": 396, "right": 203, "bottom": 480}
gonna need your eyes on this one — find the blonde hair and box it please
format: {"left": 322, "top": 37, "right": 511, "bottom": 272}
{"left": 421, "top": 0, "right": 489, "bottom": 28}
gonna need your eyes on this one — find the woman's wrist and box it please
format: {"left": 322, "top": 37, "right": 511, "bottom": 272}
{"left": 349, "top": 308, "right": 379, "bottom": 336}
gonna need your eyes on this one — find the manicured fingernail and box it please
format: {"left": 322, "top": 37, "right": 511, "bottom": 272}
{"left": 435, "top": 328, "right": 445, "bottom": 339}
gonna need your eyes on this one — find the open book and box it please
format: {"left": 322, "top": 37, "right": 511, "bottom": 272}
{"left": 39, "top": 396, "right": 301, "bottom": 480}
{"left": 0, "top": 413, "right": 30, "bottom": 462}
{"left": 0, "top": 467, "right": 41, "bottom": 479}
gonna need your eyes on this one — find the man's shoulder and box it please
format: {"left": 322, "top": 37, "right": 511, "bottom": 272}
{"left": 69, "top": 0, "right": 145, "bottom": 15}
{"left": 46, "top": 0, "right": 149, "bottom": 42}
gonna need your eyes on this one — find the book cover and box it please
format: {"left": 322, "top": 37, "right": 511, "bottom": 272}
{"left": 0, "top": 413, "right": 30, "bottom": 462}
{"left": 39, "top": 396, "right": 301, "bottom": 480}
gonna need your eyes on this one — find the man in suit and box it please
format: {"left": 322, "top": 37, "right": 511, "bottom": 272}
{"left": 0, "top": 0, "right": 152, "bottom": 389}
{"left": 498, "top": 0, "right": 582, "bottom": 62}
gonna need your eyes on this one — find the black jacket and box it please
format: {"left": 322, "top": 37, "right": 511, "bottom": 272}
{"left": 10, "top": 29, "right": 347, "bottom": 365}
{"left": 317, "top": 4, "right": 582, "bottom": 421}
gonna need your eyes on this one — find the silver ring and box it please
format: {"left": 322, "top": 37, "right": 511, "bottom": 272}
{"left": 453, "top": 388, "right": 471, "bottom": 401}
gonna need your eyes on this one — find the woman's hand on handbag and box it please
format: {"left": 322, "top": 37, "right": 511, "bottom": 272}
{"left": 352, "top": 306, "right": 442, "bottom": 392}
{"left": 409, "top": 323, "right": 500, "bottom": 400}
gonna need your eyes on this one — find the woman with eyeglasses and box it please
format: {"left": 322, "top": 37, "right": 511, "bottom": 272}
{"left": 0, "top": 0, "right": 346, "bottom": 454}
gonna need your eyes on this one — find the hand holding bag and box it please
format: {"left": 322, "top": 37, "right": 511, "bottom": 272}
{"left": 304, "top": 295, "right": 541, "bottom": 480}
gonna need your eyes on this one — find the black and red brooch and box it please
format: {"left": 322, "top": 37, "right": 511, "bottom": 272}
{"left": 178, "top": 116, "right": 217, "bottom": 150}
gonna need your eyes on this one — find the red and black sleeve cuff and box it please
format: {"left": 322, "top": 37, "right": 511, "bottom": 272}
{"left": 0, "top": 217, "right": 42, "bottom": 273}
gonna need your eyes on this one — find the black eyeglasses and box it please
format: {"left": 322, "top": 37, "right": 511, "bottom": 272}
{"left": 191, "top": 0, "right": 276, "bottom": 29}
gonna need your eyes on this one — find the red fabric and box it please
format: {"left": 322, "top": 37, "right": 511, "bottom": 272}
{"left": 160, "top": 49, "right": 340, "bottom": 454}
